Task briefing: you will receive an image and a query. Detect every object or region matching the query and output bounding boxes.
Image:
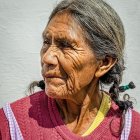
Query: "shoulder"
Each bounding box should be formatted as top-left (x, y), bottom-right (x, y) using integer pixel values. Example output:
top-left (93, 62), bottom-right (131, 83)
top-left (129, 109), bottom-right (140, 140)
top-left (0, 90), bottom-right (47, 124)
top-left (9, 90), bottom-right (48, 120)
top-left (132, 109), bottom-right (140, 120)
top-left (0, 90), bottom-right (48, 139)
top-left (0, 90), bottom-right (46, 118)
top-left (131, 109), bottom-right (140, 127)
top-left (10, 90), bottom-right (47, 110)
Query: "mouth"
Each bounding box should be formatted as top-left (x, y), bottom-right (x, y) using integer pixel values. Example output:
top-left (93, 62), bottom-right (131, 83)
top-left (44, 74), bottom-right (66, 86)
top-left (45, 74), bottom-right (66, 80)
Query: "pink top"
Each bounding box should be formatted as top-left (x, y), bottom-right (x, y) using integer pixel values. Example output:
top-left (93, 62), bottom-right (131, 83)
top-left (0, 91), bottom-right (140, 140)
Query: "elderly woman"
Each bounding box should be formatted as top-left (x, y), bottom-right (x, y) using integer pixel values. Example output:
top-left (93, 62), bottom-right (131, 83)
top-left (0, 0), bottom-right (140, 139)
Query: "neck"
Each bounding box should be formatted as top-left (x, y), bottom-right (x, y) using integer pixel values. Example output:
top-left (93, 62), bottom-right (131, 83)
top-left (56, 81), bottom-right (102, 135)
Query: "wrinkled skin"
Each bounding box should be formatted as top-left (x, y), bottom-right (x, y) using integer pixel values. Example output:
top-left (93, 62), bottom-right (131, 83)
top-left (40, 12), bottom-right (116, 135)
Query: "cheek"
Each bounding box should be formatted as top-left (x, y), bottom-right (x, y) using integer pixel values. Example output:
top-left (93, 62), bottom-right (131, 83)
top-left (65, 51), bottom-right (98, 89)
top-left (59, 50), bottom-right (85, 75)
top-left (59, 51), bottom-right (96, 92)
top-left (78, 63), bottom-right (97, 87)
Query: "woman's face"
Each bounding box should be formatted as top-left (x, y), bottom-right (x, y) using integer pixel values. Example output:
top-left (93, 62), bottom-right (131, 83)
top-left (41, 12), bottom-right (99, 99)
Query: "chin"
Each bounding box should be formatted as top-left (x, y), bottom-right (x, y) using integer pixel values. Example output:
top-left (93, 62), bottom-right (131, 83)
top-left (45, 87), bottom-right (57, 98)
top-left (44, 86), bottom-right (61, 99)
top-left (45, 87), bottom-right (69, 100)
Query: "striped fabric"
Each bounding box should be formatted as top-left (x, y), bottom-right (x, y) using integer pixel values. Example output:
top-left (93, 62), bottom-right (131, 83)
top-left (121, 108), bottom-right (132, 140)
top-left (3, 103), bottom-right (24, 140)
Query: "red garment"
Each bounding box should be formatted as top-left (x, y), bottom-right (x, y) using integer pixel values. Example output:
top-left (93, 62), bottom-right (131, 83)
top-left (0, 91), bottom-right (140, 140)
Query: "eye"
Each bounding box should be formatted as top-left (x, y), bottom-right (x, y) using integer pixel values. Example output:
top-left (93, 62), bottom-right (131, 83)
top-left (41, 39), bottom-right (50, 54)
top-left (58, 40), bottom-right (71, 49)
top-left (43, 38), bottom-right (51, 45)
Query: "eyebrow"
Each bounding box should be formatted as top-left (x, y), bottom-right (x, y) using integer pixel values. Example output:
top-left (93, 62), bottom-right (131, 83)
top-left (56, 36), bottom-right (71, 43)
top-left (42, 31), bottom-right (49, 39)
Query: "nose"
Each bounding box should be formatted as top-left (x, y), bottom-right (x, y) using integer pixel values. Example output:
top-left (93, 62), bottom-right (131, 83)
top-left (41, 46), bottom-right (58, 68)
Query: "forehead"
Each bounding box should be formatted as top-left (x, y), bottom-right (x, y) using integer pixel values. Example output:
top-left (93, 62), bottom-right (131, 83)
top-left (43, 12), bottom-right (84, 40)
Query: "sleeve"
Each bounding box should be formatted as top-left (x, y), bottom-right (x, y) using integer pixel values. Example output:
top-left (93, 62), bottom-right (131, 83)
top-left (0, 108), bottom-right (11, 140)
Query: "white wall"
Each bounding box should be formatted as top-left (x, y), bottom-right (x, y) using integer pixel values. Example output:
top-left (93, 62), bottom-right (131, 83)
top-left (0, 0), bottom-right (140, 112)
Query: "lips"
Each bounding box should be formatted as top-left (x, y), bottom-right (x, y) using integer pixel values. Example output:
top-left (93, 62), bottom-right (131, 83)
top-left (45, 73), bottom-right (66, 80)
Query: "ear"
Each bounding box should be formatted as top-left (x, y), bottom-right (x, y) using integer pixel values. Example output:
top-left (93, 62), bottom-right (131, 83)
top-left (95, 57), bottom-right (117, 78)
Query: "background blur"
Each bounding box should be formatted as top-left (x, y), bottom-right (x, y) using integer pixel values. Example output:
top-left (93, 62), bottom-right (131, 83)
top-left (0, 0), bottom-right (140, 112)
